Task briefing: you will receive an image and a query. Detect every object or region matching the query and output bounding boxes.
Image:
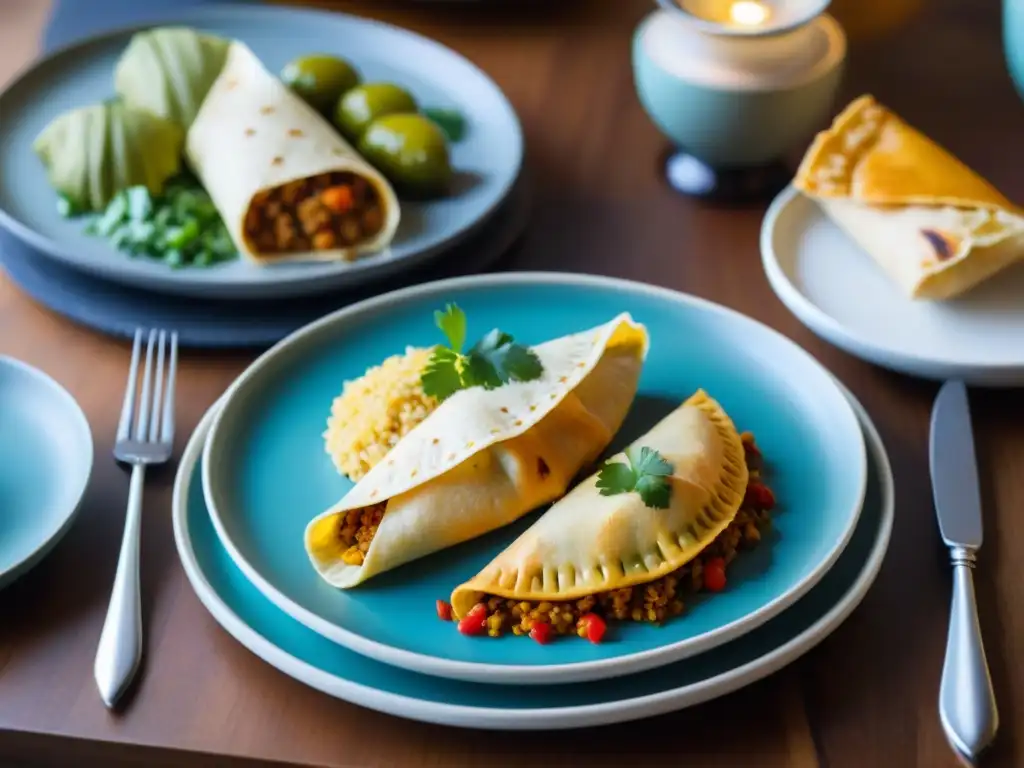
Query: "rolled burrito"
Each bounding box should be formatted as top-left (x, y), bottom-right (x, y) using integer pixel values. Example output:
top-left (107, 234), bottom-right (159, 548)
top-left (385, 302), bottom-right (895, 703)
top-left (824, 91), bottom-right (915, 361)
top-left (794, 94), bottom-right (1024, 300)
top-left (449, 390), bottom-right (753, 626)
top-left (185, 41), bottom-right (400, 264)
top-left (304, 313), bottom-right (650, 588)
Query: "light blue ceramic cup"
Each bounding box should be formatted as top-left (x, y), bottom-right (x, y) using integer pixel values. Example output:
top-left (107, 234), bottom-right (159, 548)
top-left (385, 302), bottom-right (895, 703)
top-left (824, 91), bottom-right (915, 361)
top-left (632, 9), bottom-right (846, 168)
top-left (1004, 0), bottom-right (1024, 100)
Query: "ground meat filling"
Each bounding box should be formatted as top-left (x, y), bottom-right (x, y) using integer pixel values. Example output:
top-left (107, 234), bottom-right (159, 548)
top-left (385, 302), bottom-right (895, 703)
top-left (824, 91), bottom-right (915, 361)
top-left (337, 502), bottom-right (386, 566)
top-left (443, 431), bottom-right (775, 640)
top-left (244, 171), bottom-right (385, 255)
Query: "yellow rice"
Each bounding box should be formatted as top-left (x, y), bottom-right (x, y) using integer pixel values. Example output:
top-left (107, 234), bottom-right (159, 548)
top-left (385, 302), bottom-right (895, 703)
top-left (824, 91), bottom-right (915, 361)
top-left (323, 346), bottom-right (440, 480)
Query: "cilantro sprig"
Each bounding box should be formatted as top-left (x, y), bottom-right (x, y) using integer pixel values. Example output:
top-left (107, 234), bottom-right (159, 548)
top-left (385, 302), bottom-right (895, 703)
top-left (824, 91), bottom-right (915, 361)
top-left (596, 446), bottom-right (674, 509)
top-left (420, 303), bottom-right (544, 401)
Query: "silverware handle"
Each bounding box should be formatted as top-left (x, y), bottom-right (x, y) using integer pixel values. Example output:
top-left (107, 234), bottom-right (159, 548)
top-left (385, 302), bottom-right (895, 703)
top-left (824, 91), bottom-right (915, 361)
top-left (939, 546), bottom-right (999, 760)
top-left (94, 463), bottom-right (146, 708)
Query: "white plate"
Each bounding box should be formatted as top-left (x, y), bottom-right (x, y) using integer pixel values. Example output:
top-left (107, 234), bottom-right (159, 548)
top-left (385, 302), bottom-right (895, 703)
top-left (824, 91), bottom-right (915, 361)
top-left (761, 185), bottom-right (1024, 386)
top-left (172, 380), bottom-right (892, 729)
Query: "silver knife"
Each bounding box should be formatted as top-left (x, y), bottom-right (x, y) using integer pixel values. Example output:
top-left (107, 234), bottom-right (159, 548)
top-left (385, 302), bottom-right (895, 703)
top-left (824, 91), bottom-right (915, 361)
top-left (929, 380), bottom-right (999, 762)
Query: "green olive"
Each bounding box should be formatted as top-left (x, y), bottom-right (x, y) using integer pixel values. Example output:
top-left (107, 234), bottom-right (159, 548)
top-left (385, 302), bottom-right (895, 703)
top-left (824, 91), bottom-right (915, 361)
top-left (281, 54), bottom-right (361, 115)
top-left (358, 113), bottom-right (453, 198)
top-left (334, 83), bottom-right (419, 142)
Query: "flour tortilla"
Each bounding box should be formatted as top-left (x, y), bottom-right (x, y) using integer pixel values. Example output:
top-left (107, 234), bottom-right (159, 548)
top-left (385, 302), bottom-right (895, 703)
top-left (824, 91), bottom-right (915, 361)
top-left (304, 313), bottom-right (649, 588)
top-left (185, 41), bottom-right (400, 264)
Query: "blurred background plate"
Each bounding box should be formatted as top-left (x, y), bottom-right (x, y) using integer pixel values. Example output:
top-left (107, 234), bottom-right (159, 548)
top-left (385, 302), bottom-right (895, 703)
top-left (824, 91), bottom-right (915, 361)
top-left (0, 3), bottom-right (523, 300)
top-left (0, 356), bottom-right (93, 590)
top-left (0, 171), bottom-right (530, 349)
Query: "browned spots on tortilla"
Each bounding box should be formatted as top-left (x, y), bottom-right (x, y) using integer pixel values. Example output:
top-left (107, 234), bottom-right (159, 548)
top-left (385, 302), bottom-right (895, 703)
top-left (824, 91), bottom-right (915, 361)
top-left (921, 228), bottom-right (954, 261)
top-left (500, 407), bottom-right (509, 414)
top-left (244, 128), bottom-right (256, 137)
top-left (537, 457), bottom-right (550, 480)
top-left (271, 156), bottom-right (284, 166)
top-left (431, 438), bottom-right (439, 445)
top-left (288, 128), bottom-right (304, 137)
top-left (260, 106), bottom-right (275, 115)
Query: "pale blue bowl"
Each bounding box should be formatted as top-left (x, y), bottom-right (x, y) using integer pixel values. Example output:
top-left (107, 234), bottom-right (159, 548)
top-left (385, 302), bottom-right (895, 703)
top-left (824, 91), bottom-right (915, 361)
top-left (0, 356), bottom-right (93, 589)
top-left (1004, 0), bottom-right (1024, 100)
top-left (632, 10), bottom-right (846, 168)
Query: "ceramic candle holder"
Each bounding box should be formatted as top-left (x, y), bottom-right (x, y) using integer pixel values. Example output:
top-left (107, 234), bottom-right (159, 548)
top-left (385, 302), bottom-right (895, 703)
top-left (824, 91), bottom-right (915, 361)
top-left (632, 0), bottom-right (846, 200)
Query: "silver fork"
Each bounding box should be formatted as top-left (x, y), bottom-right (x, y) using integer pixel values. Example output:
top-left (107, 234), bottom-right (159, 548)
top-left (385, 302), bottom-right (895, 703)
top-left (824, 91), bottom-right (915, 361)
top-left (94, 328), bottom-right (178, 708)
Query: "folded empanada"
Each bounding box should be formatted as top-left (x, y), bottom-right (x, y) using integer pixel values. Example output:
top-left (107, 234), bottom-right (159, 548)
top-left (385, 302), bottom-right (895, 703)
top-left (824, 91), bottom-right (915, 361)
top-left (450, 390), bottom-right (751, 623)
top-left (305, 313), bottom-right (649, 588)
top-left (794, 94), bottom-right (1024, 300)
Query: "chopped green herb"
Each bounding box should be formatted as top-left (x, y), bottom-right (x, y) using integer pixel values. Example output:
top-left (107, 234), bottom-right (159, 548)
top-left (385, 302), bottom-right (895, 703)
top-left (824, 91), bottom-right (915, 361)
top-left (420, 303), bottom-right (544, 401)
top-left (596, 446), bottom-right (674, 509)
top-left (423, 107), bottom-right (466, 143)
top-left (64, 174), bottom-right (238, 269)
top-left (56, 195), bottom-right (84, 218)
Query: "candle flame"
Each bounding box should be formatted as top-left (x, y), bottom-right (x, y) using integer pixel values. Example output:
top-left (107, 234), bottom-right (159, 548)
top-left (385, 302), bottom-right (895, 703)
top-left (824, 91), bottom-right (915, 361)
top-left (729, 0), bottom-right (770, 26)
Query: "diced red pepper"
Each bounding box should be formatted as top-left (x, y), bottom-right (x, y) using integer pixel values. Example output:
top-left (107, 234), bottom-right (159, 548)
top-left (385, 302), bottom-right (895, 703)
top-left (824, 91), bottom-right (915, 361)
top-left (457, 603), bottom-right (488, 635)
top-left (703, 557), bottom-right (727, 592)
top-left (743, 439), bottom-right (763, 471)
top-left (529, 621), bottom-right (552, 644)
top-left (321, 185), bottom-right (355, 214)
top-left (578, 613), bottom-right (607, 644)
top-left (744, 481), bottom-right (775, 511)
top-left (436, 600), bottom-right (453, 622)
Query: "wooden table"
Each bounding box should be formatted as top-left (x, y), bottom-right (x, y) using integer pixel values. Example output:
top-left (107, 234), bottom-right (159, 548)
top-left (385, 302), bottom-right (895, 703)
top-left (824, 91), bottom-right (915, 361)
top-left (2, 1), bottom-right (1023, 765)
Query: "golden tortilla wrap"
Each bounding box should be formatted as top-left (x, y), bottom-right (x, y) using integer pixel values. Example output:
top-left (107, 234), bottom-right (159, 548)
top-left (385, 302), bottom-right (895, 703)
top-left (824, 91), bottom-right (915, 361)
top-left (794, 94), bottom-right (1024, 300)
top-left (185, 41), bottom-right (400, 264)
top-left (305, 313), bottom-right (650, 588)
top-left (450, 390), bottom-right (748, 617)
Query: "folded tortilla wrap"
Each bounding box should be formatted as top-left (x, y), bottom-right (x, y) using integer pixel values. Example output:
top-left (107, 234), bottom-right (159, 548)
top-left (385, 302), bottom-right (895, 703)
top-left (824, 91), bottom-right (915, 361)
top-left (305, 313), bottom-right (649, 588)
top-left (185, 41), bottom-right (400, 264)
top-left (449, 390), bottom-right (748, 617)
top-left (794, 94), bottom-right (1024, 300)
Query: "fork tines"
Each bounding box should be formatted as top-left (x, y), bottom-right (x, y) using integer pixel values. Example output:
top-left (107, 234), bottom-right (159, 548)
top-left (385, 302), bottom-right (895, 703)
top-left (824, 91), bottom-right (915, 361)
top-left (117, 328), bottom-right (178, 448)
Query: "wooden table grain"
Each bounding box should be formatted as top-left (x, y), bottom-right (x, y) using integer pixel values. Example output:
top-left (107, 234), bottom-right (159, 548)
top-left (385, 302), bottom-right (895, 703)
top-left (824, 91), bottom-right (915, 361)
top-left (2, 1), bottom-right (1022, 766)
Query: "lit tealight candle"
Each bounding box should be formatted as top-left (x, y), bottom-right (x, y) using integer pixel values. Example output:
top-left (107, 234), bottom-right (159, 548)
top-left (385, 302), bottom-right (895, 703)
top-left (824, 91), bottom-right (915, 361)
top-left (666, 0), bottom-right (829, 37)
top-left (729, 0), bottom-right (770, 27)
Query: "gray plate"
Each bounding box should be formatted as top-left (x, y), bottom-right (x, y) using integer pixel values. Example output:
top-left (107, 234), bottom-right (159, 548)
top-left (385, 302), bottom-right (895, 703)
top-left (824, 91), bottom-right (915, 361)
top-left (0, 4), bottom-right (523, 300)
top-left (0, 170), bottom-right (530, 349)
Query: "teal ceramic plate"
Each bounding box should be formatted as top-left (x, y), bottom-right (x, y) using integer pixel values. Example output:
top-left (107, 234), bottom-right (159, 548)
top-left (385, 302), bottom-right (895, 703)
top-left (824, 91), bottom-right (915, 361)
top-left (176, 381), bottom-right (890, 728)
top-left (201, 273), bottom-right (867, 684)
top-left (0, 4), bottom-right (522, 300)
top-left (0, 357), bottom-right (93, 590)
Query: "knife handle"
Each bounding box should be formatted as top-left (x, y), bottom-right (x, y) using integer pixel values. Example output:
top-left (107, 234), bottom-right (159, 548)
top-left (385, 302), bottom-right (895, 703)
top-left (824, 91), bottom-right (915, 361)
top-left (939, 546), bottom-right (999, 761)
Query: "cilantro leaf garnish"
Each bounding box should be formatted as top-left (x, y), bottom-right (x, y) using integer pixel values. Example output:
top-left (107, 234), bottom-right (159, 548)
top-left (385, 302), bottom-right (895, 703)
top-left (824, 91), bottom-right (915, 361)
top-left (596, 446), bottom-right (674, 509)
top-left (420, 304), bottom-right (544, 401)
top-left (434, 304), bottom-right (466, 354)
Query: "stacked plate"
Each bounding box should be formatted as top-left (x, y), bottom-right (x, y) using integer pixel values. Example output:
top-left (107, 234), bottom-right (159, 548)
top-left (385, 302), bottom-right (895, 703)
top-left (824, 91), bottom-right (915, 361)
top-left (172, 271), bottom-right (894, 728)
top-left (0, 4), bottom-right (526, 348)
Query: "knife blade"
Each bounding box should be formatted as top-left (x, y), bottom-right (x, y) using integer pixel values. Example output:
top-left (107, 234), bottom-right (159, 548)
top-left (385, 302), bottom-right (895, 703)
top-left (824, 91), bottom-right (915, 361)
top-left (929, 379), bottom-right (983, 548)
top-left (929, 379), bottom-right (998, 762)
